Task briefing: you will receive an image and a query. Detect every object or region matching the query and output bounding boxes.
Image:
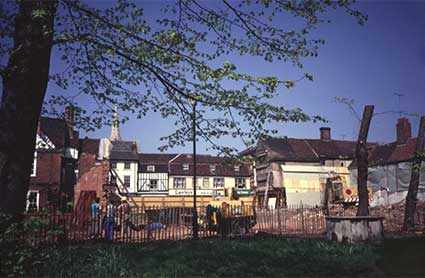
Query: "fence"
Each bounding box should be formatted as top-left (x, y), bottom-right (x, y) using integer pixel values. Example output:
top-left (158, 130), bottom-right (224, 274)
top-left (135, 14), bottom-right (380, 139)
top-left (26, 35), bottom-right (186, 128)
top-left (22, 205), bottom-right (326, 245)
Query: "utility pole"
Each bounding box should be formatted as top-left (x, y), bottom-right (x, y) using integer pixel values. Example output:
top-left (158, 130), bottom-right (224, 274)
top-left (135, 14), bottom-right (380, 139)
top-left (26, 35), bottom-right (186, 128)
top-left (192, 97), bottom-right (199, 239)
top-left (404, 116), bottom-right (425, 231)
top-left (356, 105), bottom-right (374, 216)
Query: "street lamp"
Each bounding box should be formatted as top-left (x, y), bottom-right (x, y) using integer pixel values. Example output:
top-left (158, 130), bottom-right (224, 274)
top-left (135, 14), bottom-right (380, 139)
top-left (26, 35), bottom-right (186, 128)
top-left (191, 97), bottom-right (199, 239)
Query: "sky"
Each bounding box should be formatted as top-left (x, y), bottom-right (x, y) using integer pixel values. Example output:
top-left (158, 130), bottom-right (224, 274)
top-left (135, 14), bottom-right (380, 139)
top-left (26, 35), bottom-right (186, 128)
top-left (75, 0), bottom-right (425, 154)
top-left (5, 0), bottom-right (423, 154)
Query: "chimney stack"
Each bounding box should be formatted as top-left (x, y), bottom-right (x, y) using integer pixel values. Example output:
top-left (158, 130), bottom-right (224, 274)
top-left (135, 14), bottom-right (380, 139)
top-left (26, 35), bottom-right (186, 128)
top-left (320, 127), bottom-right (331, 141)
top-left (396, 118), bottom-right (411, 144)
top-left (65, 105), bottom-right (74, 139)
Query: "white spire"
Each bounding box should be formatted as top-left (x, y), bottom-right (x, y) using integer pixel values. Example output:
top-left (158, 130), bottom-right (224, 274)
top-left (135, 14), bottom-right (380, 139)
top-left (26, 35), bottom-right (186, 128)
top-left (109, 106), bottom-right (122, 141)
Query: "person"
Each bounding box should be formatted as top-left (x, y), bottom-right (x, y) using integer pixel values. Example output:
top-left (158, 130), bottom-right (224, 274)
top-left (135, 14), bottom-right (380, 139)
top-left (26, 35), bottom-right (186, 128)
top-left (90, 197), bottom-right (101, 239)
top-left (117, 196), bottom-right (130, 238)
top-left (144, 222), bottom-right (166, 240)
top-left (104, 199), bottom-right (115, 241)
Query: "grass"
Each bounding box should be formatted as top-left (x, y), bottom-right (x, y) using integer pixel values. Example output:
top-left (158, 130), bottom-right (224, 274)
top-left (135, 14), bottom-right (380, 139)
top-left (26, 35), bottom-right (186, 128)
top-left (30, 237), bottom-right (397, 278)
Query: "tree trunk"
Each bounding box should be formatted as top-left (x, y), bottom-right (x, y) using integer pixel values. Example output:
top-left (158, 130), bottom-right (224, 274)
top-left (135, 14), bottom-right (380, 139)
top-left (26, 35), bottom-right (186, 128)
top-left (356, 105), bottom-right (374, 216)
top-left (0, 1), bottom-right (57, 215)
top-left (403, 116), bottom-right (425, 231)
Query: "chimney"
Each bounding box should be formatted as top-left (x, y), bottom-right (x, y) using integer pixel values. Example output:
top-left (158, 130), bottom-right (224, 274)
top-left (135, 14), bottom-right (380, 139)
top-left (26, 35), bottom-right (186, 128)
top-left (320, 127), bottom-right (331, 141)
top-left (65, 105), bottom-right (74, 139)
top-left (396, 118), bottom-right (411, 144)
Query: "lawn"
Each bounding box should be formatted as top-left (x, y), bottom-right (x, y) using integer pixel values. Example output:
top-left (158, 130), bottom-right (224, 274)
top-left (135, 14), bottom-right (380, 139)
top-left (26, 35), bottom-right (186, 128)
top-left (27, 237), bottom-right (425, 277)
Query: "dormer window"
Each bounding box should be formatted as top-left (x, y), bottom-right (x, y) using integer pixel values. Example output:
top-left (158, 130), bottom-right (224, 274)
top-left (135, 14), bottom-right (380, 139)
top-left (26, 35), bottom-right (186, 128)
top-left (147, 165), bottom-right (155, 172)
top-left (209, 164), bottom-right (216, 173)
top-left (183, 164), bottom-right (189, 171)
top-left (234, 165), bottom-right (240, 172)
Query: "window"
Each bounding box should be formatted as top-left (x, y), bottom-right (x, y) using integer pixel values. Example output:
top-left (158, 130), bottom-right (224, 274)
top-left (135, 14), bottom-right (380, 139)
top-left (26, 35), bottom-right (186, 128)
top-left (26, 191), bottom-right (39, 212)
top-left (235, 178), bottom-right (246, 189)
top-left (203, 177), bottom-right (209, 187)
top-left (31, 152), bottom-right (37, 177)
top-left (234, 165), bottom-right (240, 172)
top-left (213, 177), bottom-right (224, 188)
top-left (124, 162), bottom-right (131, 169)
top-left (340, 162), bottom-right (345, 167)
top-left (124, 175), bottom-right (131, 187)
top-left (147, 165), bottom-right (155, 172)
top-left (209, 164), bottom-right (216, 173)
top-left (174, 177), bottom-right (186, 189)
top-left (149, 179), bottom-right (158, 190)
top-left (183, 164), bottom-right (189, 171)
top-left (111, 162), bottom-right (117, 169)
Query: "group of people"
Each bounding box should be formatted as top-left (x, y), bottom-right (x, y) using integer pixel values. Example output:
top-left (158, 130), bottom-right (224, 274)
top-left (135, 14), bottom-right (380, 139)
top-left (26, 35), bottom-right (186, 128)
top-left (90, 196), bottom-right (130, 241)
top-left (90, 196), bottom-right (166, 241)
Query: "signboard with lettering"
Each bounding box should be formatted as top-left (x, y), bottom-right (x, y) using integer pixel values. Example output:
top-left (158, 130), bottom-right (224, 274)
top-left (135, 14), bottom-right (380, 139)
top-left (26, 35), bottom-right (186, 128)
top-left (236, 189), bottom-right (252, 195)
top-left (169, 189), bottom-right (213, 196)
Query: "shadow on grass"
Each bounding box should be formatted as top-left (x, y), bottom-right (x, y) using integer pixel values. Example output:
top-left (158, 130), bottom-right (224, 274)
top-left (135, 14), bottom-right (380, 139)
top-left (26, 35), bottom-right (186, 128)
top-left (377, 237), bottom-right (425, 277)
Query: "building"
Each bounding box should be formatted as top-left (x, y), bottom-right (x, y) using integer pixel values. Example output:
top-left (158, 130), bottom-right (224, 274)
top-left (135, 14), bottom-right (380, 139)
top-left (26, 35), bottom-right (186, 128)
top-left (28, 107), bottom-right (79, 211)
top-left (242, 127), bottom-right (359, 208)
top-left (349, 118), bottom-right (425, 206)
top-left (74, 110), bottom-right (252, 207)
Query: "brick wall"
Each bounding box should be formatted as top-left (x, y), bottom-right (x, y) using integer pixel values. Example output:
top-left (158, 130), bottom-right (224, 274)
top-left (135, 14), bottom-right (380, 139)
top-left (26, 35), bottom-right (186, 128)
top-left (29, 152), bottom-right (62, 209)
top-left (74, 159), bottom-right (109, 205)
top-left (30, 152), bottom-right (62, 185)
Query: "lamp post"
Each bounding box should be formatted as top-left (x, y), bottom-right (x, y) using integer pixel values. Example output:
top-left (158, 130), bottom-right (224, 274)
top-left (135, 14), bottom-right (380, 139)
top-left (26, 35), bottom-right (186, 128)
top-left (191, 97), bottom-right (199, 239)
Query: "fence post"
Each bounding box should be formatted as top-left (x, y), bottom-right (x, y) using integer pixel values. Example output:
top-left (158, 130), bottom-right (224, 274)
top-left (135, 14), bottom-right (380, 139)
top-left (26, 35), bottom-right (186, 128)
top-left (277, 206), bottom-right (282, 235)
top-left (300, 202), bottom-right (305, 235)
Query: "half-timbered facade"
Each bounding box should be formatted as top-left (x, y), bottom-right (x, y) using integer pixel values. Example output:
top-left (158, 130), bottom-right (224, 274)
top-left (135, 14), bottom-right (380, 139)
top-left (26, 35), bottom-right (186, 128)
top-left (137, 154), bottom-right (176, 195)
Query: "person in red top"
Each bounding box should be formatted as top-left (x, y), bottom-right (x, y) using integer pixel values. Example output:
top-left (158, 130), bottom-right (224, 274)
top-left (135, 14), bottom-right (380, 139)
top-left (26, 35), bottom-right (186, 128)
top-left (117, 196), bottom-right (130, 238)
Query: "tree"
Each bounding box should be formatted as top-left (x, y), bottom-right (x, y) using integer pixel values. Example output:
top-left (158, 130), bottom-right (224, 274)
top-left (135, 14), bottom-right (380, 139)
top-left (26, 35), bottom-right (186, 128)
top-left (356, 105), bottom-right (373, 216)
top-left (0, 0), bottom-right (366, 214)
top-left (404, 116), bottom-right (425, 231)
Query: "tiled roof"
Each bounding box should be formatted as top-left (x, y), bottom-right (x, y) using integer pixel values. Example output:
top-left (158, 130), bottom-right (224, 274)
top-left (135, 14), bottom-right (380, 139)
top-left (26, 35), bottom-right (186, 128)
top-left (137, 153), bottom-right (250, 176)
top-left (110, 141), bottom-right (138, 160)
top-left (304, 139), bottom-right (357, 159)
top-left (368, 138), bottom-right (417, 166)
top-left (138, 153), bottom-right (179, 164)
top-left (80, 138), bottom-right (100, 155)
top-left (258, 137), bottom-right (358, 162)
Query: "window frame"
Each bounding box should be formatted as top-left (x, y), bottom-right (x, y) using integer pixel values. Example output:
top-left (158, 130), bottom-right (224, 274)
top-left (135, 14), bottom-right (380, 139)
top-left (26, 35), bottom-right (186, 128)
top-left (31, 152), bottom-right (37, 177)
top-left (147, 165), bottom-right (155, 172)
top-left (124, 162), bottom-right (131, 169)
top-left (173, 177), bottom-right (186, 189)
top-left (202, 177), bottom-right (210, 188)
top-left (213, 177), bottom-right (225, 188)
top-left (123, 175), bottom-right (131, 187)
top-left (149, 179), bottom-right (159, 190)
top-left (26, 190), bottom-right (39, 212)
top-left (235, 177), bottom-right (246, 189)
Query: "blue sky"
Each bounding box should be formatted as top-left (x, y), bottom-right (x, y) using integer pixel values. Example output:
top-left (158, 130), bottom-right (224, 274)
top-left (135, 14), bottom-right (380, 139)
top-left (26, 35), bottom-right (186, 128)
top-left (32, 1), bottom-right (425, 153)
top-left (72, 0), bottom-right (425, 153)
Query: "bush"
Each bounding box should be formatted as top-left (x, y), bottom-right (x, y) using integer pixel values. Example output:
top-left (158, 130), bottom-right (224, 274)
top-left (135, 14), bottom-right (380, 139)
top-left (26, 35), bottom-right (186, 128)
top-left (0, 213), bottom-right (63, 277)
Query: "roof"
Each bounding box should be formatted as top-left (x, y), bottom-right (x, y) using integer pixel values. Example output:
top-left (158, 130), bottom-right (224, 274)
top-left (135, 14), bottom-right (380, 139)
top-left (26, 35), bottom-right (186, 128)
top-left (352, 137), bottom-right (418, 167)
top-left (256, 137), bottom-right (358, 162)
top-left (39, 117), bottom-right (67, 149)
top-left (109, 141), bottom-right (139, 160)
top-left (80, 138), bottom-right (100, 155)
top-left (137, 153), bottom-right (250, 177)
top-left (138, 153), bottom-right (179, 164)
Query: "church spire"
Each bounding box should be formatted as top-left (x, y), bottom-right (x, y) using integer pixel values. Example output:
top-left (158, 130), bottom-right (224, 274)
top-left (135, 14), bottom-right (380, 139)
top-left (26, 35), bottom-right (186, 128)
top-left (109, 106), bottom-right (122, 141)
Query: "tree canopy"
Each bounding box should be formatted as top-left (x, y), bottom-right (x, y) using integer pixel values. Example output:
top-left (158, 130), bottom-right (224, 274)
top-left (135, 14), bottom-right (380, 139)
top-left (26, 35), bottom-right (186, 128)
top-left (1, 0), bottom-right (366, 155)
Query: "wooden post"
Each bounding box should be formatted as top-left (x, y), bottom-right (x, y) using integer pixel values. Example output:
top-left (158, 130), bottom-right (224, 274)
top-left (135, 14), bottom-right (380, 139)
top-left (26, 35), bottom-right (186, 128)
top-left (404, 116), bottom-right (425, 231)
top-left (356, 105), bottom-right (374, 216)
